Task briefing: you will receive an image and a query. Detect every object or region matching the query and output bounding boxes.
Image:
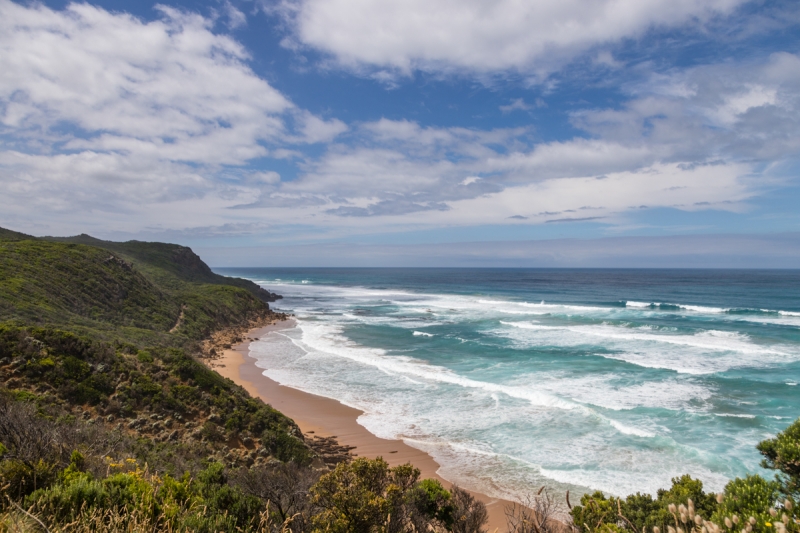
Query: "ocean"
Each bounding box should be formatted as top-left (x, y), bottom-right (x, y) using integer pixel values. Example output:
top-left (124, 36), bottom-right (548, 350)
top-left (214, 268), bottom-right (800, 501)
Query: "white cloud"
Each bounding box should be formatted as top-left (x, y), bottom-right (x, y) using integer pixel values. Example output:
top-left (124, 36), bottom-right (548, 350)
top-left (1, 0), bottom-right (796, 242)
top-left (499, 98), bottom-right (532, 114)
top-left (238, 116), bottom-right (758, 228)
top-left (438, 161), bottom-right (754, 226)
top-left (709, 84), bottom-right (778, 126)
top-left (573, 52), bottom-right (800, 161)
top-left (594, 50), bottom-right (623, 69)
top-left (0, 0), bottom-right (347, 230)
top-left (250, 48), bottom-right (800, 227)
top-left (296, 111), bottom-right (348, 143)
top-left (274, 0), bottom-right (745, 76)
top-left (222, 0), bottom-right (248, 28)
top-left (0, 1), bottom-right (292, 166)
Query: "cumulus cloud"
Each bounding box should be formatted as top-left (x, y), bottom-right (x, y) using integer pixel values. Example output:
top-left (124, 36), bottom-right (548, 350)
top-left (0, 0), bottom-right (341, 229)
top-left (572, 52), bottom-right (800, 162)
top-left (0, 1), bottom-right (292, 164)
top-left (295, 111), bottom-right (348, 143)
top-left (254, 52), bottom-right (800, 226)
top-left (272, 0), bottom-right (746, 76)
top-left (436, 161), bottom-right (754, 226)
top-left (1, 0), bottom-right (797, 242)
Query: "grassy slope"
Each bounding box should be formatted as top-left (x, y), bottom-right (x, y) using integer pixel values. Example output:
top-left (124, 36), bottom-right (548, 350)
top-left (0, 234), bottom-right (277, 343)
top-left (0, 228), bottom-right (311, 472)
top-left (47, 233), bottom-right (281, 304)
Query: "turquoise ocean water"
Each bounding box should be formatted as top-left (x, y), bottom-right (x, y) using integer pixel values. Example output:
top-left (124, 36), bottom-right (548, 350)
top-left (215, 268), bottom-right (800, 501)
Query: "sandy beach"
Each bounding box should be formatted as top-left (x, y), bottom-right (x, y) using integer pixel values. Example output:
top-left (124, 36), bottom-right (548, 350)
top-left (205, 318), bottom-right (516, 532)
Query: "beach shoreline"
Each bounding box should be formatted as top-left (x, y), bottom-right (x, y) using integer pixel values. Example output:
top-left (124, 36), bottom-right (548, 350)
top-left (204, 318), bottom-right (515, 531)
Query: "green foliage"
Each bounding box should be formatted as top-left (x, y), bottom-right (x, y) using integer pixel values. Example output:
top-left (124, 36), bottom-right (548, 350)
top-left (711, 475), bottom-right (782, 533)
top-left (0, 239), bottom-right (178, 334)
top-left (310, 457), bottom-right (420, 533)
top-left (262, 428), bottom-right (313, 464)
top-left (0, 234), bottom-right (275, 344)
top-left (758, 418), bottom-right (800, 499)
top-left (0, 458), bottom-right (60, 500)
top-left (620, 492), bottom-right (664, 533)
top-left (0, 323), bottom-right (307, 468)
top-left (408, 478), bottom-right (455, 526)
top-left (571, 476), bottom-right (719, 533)
top-left (571, 491), bottom-right (621, 533)
top-left (24, 459), bottom-right (266, 532)
top-left (657, 475), bottom-right (719, 518)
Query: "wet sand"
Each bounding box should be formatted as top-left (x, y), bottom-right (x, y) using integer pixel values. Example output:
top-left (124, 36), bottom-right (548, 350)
top-left (206, 318), bottom-right (515, 531)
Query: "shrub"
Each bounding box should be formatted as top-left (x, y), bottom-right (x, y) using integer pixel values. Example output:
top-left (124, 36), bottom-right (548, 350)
top-left (310, 457), bottom-right (416, 533)
top-left (711, 475), bottom-right (782, 533)
top-left (570, 476), bottom-right (717, 533)
top-left (261, 428), bottom-right (313, 465)
top-left (758, 418), bottom-right (800, 499)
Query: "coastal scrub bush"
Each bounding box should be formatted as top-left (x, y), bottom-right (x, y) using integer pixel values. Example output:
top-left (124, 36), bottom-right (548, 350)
top-left (261, 428), bottom-right (313, 464)
top-left (570, 476), bottom-right (718, 533)
top-left (408, 478), bottom-right (456, 528)
top-left (309, 458), bottom-right (487, 533)
top-left (711, 475), bottom-right (783, 533)
top-left (449, 485), bottom-right (489, 533)
top-left (758, 419), bottom-right (800, 499)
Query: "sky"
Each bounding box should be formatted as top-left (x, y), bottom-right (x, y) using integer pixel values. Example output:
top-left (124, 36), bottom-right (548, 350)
top-left (1, 0), bottom-right (800, 266)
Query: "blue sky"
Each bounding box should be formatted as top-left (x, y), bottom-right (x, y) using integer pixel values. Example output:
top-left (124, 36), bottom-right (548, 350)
top-left (1, 0), bottom-right (799, 266)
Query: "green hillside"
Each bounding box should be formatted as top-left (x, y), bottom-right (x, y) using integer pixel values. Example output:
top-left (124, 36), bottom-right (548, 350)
top-left (0, 228), bottom-right (310, 529)
top-left (0, 232), bottom-right (278, 343)
top-left (0, 229), bottom-right (298, 457)
top-left (46, 233), bottom-right (281, 304)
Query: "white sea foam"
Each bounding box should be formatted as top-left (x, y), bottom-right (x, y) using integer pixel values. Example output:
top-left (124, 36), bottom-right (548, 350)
top-left (530, 373), bottom-right (714, 411)
top-left (500, 321), bottom-right (778, 354)
top-left (681, 304), bottom-right (728, 314)
top-left (296, 322), bottom-right (580, 412)
top-left (499, 321), bottom-right (555, 331)
top-left (252, 329), bottom-right (663, 497)
top-left (262, 277), bottom-right (800, 329)
top-left (413, 331), bottom-right (435, 337)
top-left (342, 313), bottom-right (441, 329)
top-left (496, 320), bottom-right (792, 374)
top-left (248, 318), bottom-right (774, 502)
top-left (626, 301), bottom-right (655, 308)
top-left (625, 300), bottom-right (729, 314)
top-left (608, 419), bottom-right (654, 437)
top-left (298, 322), bottom-right (660, 442)
top-left (619, 299), bottom-right (800, 326)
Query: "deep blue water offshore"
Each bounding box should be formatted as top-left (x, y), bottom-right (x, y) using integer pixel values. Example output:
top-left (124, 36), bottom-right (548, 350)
top-left (214, 268), bottom-right (800, 500)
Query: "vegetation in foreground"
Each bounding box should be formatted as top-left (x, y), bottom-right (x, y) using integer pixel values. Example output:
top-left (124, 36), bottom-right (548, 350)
top-left (0, 391), bottom-right (488, 532)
